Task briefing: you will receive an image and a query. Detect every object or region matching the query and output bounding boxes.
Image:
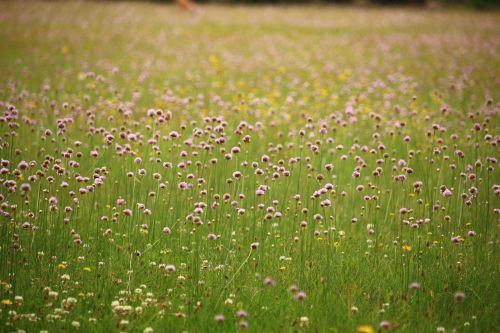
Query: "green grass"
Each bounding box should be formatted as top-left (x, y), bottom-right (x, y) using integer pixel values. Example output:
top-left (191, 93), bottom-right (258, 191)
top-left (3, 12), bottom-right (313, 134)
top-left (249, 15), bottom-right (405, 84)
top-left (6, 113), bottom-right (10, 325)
top-left (0, 2), bottom-right (499, 332)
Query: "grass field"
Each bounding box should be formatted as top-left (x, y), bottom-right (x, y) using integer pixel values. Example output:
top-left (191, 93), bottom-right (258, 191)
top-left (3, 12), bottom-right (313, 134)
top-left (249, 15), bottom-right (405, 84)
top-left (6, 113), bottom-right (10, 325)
top-left (0, 2), bottom-right (499, 332)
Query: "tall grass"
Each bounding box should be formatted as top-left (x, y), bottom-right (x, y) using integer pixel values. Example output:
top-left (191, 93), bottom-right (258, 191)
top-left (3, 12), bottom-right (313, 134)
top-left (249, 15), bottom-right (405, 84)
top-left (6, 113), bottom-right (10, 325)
top-left (0, 2), bottom-right (499, 332)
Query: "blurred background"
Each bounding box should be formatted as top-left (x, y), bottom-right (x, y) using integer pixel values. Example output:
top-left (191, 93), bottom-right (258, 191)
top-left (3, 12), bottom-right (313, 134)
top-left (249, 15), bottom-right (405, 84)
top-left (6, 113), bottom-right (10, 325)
top-left (143, 0), bottom-right (499, 9)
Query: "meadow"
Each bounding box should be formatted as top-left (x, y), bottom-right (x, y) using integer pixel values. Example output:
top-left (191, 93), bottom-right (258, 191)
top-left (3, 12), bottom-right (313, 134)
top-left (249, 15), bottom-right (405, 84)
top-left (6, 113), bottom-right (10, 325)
top-left (0, 2), bottom-right (499, 332)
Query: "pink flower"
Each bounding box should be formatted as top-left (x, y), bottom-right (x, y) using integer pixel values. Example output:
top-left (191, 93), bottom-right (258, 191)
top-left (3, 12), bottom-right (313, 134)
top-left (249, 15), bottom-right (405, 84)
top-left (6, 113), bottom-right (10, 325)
top-left (295, 291), bottom-right (307, 301)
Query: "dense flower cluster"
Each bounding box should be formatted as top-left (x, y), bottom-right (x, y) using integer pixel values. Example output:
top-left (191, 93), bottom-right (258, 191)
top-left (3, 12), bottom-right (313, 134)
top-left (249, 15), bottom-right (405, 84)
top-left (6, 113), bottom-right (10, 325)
top-left (0, 2), bottom-right (498, 333)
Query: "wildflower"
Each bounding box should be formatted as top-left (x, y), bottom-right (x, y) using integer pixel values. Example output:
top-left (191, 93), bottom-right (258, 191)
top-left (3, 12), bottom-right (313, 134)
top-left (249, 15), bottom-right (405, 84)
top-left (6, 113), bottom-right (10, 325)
top-left (119, 320), bottom-right (129, 328)
top-left (214, 314), bottom-right (225, 323)
top-left (20, 183), bottom-right (31, 193)
top-left (263, 277), bottom-right (275, 286)
top-left (49, 196), bottom-right (58, 205)
top-left (236, 309), bottom-right (248, 318)
top-left (454, 291), bottom-right (465, 303)
top-left (357, 325), bottom-right (374, 333)
top-left (379, 321), bottom-right (392, 330)
top-left (402, 245), bottom-right (412, 252)
top-left (299, 316), bottom-right (309, 327)
top-left (408, 282), bottom-right (421, 290)
top-left (295, 291), bottom-right (307, 301)
top-left (442, 188), bottom-right (453, 197)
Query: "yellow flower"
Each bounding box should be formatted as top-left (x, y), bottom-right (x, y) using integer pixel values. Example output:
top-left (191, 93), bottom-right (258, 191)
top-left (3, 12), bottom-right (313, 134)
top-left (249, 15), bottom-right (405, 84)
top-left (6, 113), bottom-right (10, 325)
top-left (209, 55), bottom-right (219, 66)
top-left (338, 72), bottom-right (348, 81)
top-left (1, 299), bottom-right (13, 305)
top-left (357, 325), bottom-right (374, 333)
top-left (58, 263), bottom-right (67, 269)
top-left (402, 245), bottom-right (412, 252)
top-left (83, 267), bottom-right (92, 272)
